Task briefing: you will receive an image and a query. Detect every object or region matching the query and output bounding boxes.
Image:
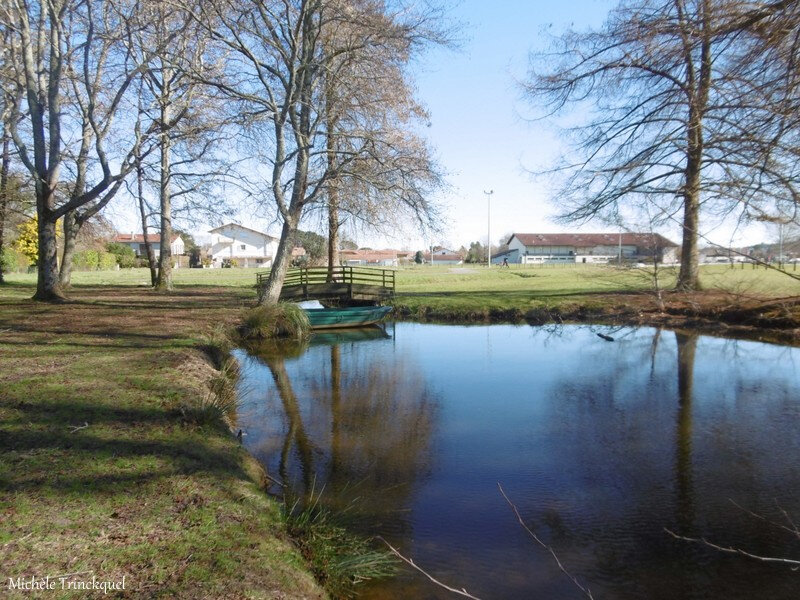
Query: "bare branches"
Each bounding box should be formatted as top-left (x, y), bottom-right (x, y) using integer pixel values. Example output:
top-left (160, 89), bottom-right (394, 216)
top-left (666, 498), bottom-right (800, 570)
top-left (378, 538), bottom-right (483, 600)
top-left (664, 528), bottom-right (800, 568)
top-left (525, 0), bottom-right (800, 292)
top-left (498, 483), bottom-right (595, 600)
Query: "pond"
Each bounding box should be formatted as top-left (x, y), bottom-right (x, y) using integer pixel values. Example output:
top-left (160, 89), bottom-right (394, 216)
top-left (234, 323), bottom-right (800, 599)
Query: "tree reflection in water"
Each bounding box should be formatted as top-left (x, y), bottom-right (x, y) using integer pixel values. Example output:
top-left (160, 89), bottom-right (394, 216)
top-left (254, 329), bottom-right (437, 536)
top-left (674, 331), bottom-right (698, 533)
top-left (237, 324), bottom-right (800, 600)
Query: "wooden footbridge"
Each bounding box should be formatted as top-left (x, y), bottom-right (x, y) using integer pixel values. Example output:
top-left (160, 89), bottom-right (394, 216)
top-left (256, 266), bottom-right (395, 304)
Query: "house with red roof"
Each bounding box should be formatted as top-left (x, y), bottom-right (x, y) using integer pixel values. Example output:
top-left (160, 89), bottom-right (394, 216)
top-left (112, 232), bottom-right (184, 259)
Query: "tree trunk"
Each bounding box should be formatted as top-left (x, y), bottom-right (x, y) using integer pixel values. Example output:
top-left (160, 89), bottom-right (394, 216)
top-left (327, 183), bottom-right (339, 281)
top-left (0, 125), bottom-right (9, 285)
top-left (325, 77), bottom-right (340, 281)
top-left (34, 204), bottom-right (66, 302)
top-left (137, 162), bottom-right (158, 286)
top-left (676, 187), bottom-right (700, 291)
top-left (260, 211), bottom-right (299, 305)
top-left (59, 211), bottom-right (81, 288)
top-left (155, 114), bottom-right (173, 291)
top-left (677, 0), bottom-right (711, 292)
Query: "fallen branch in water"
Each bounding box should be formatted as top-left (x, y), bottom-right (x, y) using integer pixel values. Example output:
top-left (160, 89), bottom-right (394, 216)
top-left (728, 499), bottom-right (800, 540)
top-left (664, 528), bottom-right (800, 568)
top-left (378, 537), bottom-right (483, 599)
top-left (498, 483), bottom-right (595, 599)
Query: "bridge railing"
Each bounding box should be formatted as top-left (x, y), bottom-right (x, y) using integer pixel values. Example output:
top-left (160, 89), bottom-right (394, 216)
top-left (256, 266), bottom-right (396, 296)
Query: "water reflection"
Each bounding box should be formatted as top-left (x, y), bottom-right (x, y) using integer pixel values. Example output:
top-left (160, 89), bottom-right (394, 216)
top-left (675, 332), bottom-right (697, 534)
top-left (236, 324), bottom-right (800, 600)
top-left (239, 327), bottom-right (437, 535)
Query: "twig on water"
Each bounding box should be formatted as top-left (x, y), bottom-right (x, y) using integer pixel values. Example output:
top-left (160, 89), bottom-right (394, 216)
top-left (378, 537), bottom-right (483, 600)
top-left (727, 499), bottom-right (800, 539)
top-left (68, 422), bottom-right (89, 433)
top-left (498, 483), bottom-right (595, 599)
top-left (664, 528), bottom-right (800, 568)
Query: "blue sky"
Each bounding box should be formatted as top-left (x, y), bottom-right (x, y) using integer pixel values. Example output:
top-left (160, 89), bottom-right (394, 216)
top-left (110, 0), bottom-right (776, 249)
top-left (404, 0), bottom-right (616, 249)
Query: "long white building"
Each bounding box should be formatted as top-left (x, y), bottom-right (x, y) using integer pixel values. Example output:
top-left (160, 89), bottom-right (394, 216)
top-left (494, 233), bottom-right (679, 265)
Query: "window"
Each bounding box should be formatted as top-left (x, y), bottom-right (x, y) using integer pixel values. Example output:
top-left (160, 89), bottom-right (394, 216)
top-left (240, 244), bottom-right (246, 250)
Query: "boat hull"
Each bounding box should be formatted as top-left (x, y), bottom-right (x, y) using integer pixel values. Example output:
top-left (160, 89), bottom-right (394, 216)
top-left (303, 305), bottom-right (392, 330)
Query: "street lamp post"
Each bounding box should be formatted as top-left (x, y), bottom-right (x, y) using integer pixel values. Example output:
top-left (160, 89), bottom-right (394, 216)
top-left (484, 190), bottom-right (494, 268)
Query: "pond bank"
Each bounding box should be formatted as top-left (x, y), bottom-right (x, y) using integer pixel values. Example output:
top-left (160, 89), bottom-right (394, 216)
top-left (393, 291), bottom-right (800, 345)
top-left (0, 285), bottom-right (326, 599)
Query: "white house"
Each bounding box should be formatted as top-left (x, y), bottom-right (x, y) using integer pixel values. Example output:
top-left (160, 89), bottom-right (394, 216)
top-left (503, 233), bottom-right (679, 265)
top-left (208, 223), bottom-right (279, 268)
top-left (113, 232), bottom-right (184, 259)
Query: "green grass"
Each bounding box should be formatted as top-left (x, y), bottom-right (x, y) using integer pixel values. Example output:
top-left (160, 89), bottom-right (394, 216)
top-left (392, 263), bottom-right (800, 314)
top-left (5, 261), bottom-right (798, 320)
top-left (0, 284), bottom-right (325, 599)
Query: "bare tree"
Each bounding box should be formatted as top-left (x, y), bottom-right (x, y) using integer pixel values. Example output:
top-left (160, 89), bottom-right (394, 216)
top-left (0, 0), bottom-right (167, 300)
top-left (187, 0), bottom-right (446, 304)
top-left (124, 2), bottom-right (210, 291)
top-left (525, 0), bottom-right (800, 292)
top-left (319, 4), bottom-right (444, 277)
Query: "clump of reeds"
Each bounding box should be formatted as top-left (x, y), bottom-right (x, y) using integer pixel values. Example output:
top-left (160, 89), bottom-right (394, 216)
top-left (239, 302), bottom-right (310, 341)
top-left (283, 491), bottom-right (396, 598)
top-left (198, 323), bottom-right (234, 369)
top-left (183, 357), bottom-right (241, 429)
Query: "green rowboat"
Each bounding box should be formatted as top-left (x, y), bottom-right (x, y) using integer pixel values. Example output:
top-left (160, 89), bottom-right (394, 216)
top-left (303, 305), bottom-right (392, 330)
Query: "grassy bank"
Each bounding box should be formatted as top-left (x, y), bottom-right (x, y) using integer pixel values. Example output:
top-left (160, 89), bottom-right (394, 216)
top-left (393, 264), bottom-right (800, 342)
top-left (0, 283), bottom-right (325, 599)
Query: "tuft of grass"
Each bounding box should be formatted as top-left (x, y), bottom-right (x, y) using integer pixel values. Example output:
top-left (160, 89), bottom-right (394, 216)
top-left (239, 302), bottom-right (310, 340)
top-left (198, 322), bottom-right (235, 369)
top-left (182, 357), bottom-right (241, 429)
top-left (283, 491), bottom-right (396, 599)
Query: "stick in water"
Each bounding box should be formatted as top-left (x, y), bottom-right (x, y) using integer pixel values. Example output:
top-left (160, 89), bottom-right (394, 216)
top-left (497, 483), bottom-right (595, 599)
top-left (378, 537), bottom-right (483, 600)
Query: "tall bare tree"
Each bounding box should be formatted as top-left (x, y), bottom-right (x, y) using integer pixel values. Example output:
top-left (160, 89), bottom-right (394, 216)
top-left (525, 0), bottom-right (800, 291)
top-left (0, 0), bottom-right (167, 300)
top-left (320, 3), bottom-right (444, 277)
top-left (188, 0), bottom-right (446, 304)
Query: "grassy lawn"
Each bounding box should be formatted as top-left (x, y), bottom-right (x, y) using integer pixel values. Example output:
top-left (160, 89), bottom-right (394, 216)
top-left (394, 263), bottom-right (800, 313)
top-left (0, 283), bottom-right (324, 599)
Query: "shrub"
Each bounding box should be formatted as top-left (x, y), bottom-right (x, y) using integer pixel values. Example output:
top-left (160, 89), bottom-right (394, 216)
top-left (239, 303), bottom-right (310, 340)
top-left (98, 251), bottom-right (117, 270)
top-left (72, 249), bottom-right (118, 271)
top-left (106, 242), bottom-right (137, 268)
top-left (1, 247), bottom-right (30, 273)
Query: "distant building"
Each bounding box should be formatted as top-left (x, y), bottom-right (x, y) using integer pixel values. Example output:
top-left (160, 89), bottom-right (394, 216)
top-left (208, 223), bottom-right (279, 268)
top-left (424, 252), bottom-right (463, 265)
top-left (502, 233), bottom-right (679, 264)
top-left (113, 232), bottom-right (184, 259)
top-left (340, 249), bottom-right (399, 267)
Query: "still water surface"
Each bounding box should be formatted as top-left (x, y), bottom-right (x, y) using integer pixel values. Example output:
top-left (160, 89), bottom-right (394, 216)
top-left (235, 324), bottom-right (800, 599)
